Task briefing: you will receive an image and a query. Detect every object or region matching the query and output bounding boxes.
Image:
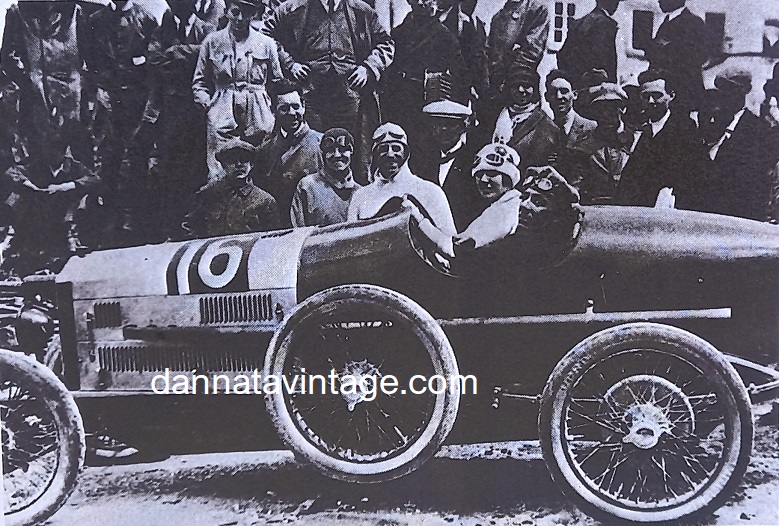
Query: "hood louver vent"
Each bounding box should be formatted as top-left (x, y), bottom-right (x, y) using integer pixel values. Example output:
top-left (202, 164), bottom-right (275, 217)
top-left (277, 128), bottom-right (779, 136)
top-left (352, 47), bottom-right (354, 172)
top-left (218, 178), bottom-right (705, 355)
top-left (200, 293), bottom-right (274, 324)
top-left (97, 345), bottom-right (263, 372)
top-left (94, 302), bottom-right (122, 328)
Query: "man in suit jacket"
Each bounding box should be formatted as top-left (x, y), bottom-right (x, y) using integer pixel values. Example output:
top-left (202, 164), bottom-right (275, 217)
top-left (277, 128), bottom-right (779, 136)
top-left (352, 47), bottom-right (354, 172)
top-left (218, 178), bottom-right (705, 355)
top-left (254, 82), bottom-right (324, 226)
top-left (618, 69), bottom-right (703, 208)
top-left (410, 100), bottom-right (482, 230)
top-left (492, 66), bottom-right (557, 172)
top-left (703, 70), bottom-right (777, 221)
top-left (557, 0), bottom-right (622, 89)
top-left (645, 0), bottom-right (707, 114)
top-left (543, 69), bottom-right (597, 191)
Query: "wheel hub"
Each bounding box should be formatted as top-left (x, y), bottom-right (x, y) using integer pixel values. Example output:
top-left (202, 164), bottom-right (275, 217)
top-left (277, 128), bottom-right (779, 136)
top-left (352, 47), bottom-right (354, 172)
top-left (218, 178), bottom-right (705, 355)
top-left (604, 374), bottom-right (696, 449)
top-left (621, 404), bottom-right (670, 449)
top-left (340, 359), bottom-right (381, 412)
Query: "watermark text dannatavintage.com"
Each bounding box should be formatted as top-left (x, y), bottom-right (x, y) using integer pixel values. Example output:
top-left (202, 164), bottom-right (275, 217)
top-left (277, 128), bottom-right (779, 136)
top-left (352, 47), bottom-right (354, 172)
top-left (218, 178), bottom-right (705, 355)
top-left (151, 368), bottom-right (477, 400)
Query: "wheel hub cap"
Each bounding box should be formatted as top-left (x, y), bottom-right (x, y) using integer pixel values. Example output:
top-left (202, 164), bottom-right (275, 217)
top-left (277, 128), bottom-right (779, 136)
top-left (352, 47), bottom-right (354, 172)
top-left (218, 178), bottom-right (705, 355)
top-left (604, 374), bottom-right (696, 449)
top-left (621, 404), bottom-right (670, 449)
top-left (340, 359), bottom-right (381, 412)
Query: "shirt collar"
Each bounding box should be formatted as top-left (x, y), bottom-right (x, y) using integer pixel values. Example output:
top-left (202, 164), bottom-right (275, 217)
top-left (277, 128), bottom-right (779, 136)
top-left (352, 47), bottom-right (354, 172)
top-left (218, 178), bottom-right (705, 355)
top-left (557, 109), bottom-right (576, 135)
top-left (649, 109), bottom-right (671, 136)
top-left (234, 180), bottom-right (255, 197)
top-left (281, 122), bottom-right (310, 141)
top-left (319, 0), bottom-right (342, 13)
top-left (441, 133), bottom-right (466, 158)
top-left (597, 6), bottom-right (614, 20)
top-left (174, 13), bottom-right (198, 34)
top-left (667, 6), bottom-right (685, 22)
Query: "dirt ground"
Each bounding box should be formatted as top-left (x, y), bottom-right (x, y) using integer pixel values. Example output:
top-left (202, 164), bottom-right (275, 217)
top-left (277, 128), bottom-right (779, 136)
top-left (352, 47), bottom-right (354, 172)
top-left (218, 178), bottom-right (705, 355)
top-left (41, 408), bottom-right (779, 526)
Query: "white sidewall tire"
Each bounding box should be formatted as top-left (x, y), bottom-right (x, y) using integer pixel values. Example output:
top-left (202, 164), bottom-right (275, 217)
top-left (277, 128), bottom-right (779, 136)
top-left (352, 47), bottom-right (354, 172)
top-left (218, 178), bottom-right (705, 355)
top-left (538, 322), bottom-right (753, 524)
top-left (1, 349), bottom-right (85, 526)
top-left (265, 285), bottom-right (459, 483)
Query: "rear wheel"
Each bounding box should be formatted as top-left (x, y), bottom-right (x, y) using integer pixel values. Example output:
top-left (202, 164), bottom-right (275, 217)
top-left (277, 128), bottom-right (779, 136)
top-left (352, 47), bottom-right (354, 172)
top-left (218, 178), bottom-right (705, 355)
top-left (539, 323), bottom-right (753, 524)
top-left (265, 285), bottom-right (459, 483)
top-left (1, 349), bottom-right (84, 526)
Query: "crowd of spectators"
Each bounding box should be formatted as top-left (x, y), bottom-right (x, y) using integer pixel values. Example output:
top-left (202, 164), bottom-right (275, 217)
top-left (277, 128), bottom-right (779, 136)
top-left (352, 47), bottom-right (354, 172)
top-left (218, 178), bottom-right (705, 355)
top-left (0, 0), bottom-right (778, 279)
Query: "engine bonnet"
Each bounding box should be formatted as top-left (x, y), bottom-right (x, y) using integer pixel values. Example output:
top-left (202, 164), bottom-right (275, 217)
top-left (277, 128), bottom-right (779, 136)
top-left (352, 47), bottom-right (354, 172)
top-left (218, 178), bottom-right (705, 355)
top-left (57, 228), bottom-right (315, 300)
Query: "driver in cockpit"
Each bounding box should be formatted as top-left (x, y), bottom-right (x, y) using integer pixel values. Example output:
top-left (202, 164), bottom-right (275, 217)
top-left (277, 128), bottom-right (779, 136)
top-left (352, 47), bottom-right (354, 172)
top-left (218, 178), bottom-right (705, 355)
top-left (405, 142), bottom-right (581, 258)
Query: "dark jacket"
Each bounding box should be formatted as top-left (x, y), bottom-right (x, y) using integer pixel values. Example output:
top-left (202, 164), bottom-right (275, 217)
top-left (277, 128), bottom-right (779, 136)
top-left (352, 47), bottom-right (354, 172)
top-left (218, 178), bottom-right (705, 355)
top-left (384, 13), bottom-right (466, 147)
top-left (440, 6), bottom-right (489, 102)
top-left (646, 9), bottom-right (707, 112)
top-left (186, 178), bottom-right (281, 237)
top-left (253, 123), bottom-right (324, 225)
top-left (557, 7), bottom-right (618, 88)
top-left (411, 138), bottom-right (481, 231)
top-left (85, 2), bottom-right (160, 92)
top-left (265, 0), bottom-right (394, 82)
top-left (487, 0), bottom-right (548, 92)
top-left (550, 111), bottom-right (598, 189)
top-left (619, 112), bottom-right (704, 208)
top-left (704, 110), bottom-right (778, 221)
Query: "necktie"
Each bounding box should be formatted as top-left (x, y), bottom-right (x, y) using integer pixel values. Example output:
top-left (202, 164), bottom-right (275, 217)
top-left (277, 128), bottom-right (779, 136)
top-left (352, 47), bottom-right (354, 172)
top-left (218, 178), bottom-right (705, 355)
top-left (328, 0), bottom-right (335, 15)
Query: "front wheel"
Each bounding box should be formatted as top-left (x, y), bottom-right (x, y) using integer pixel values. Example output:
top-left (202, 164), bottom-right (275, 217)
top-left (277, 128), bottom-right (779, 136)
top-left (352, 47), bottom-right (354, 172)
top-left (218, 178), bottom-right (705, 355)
top-left (265, 285), bottom-right (459, 483)
top-left (539, 323), bottom-right (753, 524)
top-left (1, 349), bottom-right (85, 526)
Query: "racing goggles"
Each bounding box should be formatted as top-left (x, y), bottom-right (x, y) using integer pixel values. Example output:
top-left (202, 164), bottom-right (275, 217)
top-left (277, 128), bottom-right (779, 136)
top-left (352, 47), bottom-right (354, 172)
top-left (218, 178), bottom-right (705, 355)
top-left (372, 124), bottom-right (408, 150)
top-left (321, 134), bottom-right (353, 151)
top-left (374, 142), bottom-right (406, 155)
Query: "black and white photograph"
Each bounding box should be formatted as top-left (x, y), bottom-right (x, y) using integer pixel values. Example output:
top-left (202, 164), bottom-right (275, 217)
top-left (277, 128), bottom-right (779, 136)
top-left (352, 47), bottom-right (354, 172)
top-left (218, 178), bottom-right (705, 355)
top-left (0, 0), bottom-right (777, 524)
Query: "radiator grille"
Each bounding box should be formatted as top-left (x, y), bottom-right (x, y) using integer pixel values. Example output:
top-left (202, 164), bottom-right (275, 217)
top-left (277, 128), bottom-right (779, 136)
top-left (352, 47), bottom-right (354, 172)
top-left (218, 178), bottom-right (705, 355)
top-left (97, 345), bottom-right (263, 372)
top-left (94, 302), bottom-right (122, 328)
top-left (199, 293), bottom-right (274, 324)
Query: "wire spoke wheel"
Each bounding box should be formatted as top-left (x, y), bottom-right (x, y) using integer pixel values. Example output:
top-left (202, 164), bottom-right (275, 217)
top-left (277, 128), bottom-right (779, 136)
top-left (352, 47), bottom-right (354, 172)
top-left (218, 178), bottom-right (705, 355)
top-left (1, 350), bottom-right (84, 526)
top-left (539, 323), bottom-right (753, 524)
top-left (265, 285), bottom-right (459, 483)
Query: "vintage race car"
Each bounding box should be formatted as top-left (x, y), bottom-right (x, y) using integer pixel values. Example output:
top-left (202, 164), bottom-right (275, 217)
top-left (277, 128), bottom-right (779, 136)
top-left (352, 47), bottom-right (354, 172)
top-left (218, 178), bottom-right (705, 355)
top-left (2, 205), bottom-right (779, 526)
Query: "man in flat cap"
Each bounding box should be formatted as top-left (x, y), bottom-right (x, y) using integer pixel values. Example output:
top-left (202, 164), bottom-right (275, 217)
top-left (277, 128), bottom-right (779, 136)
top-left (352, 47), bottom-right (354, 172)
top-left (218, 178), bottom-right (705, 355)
top-left (701, 70), bottom-right (776, 220)
top-left (577, 82), bottom-right (638, 204)
top-left (291, 128), bottom-right (361, 226)
top-left (412, 100), bottom-right (482, 229)
top-left (185, 139), bottom-right (280, 237)
top-left (348, 123), bottom-right (455, 236)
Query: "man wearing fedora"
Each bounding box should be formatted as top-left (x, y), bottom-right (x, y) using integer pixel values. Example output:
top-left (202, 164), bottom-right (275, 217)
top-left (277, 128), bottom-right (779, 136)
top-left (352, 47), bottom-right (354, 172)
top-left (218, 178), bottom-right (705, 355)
top-left (185, 139), bottom-right (280, 237)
